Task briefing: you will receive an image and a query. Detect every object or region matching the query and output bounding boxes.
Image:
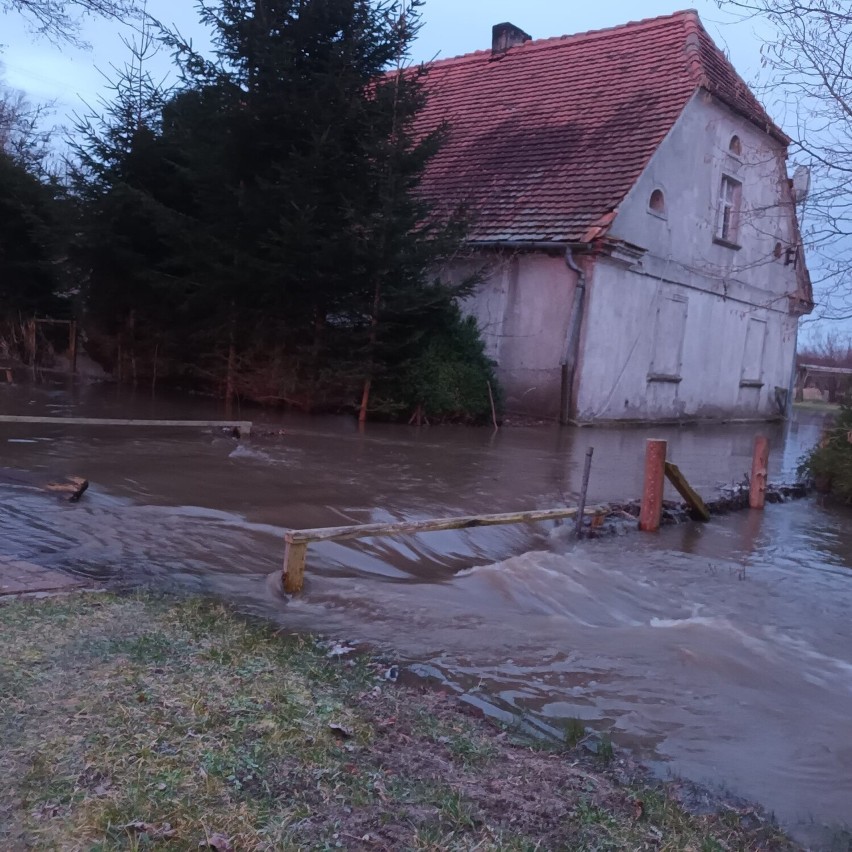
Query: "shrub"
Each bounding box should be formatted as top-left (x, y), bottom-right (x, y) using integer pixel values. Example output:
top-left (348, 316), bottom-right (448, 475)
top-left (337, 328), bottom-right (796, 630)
top-left (798, 404), bottom-right (852, 501)
top-left (376, 302), bottom-right (502, 424)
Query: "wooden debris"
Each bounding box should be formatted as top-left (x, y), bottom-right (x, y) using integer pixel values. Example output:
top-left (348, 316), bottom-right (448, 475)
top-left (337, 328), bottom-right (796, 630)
top-left (664, 461), bottom-right (710, 522)
top-left (0, 468), bottom-right (89, 502)
top-left (45, 475), bottom-right (89, 502)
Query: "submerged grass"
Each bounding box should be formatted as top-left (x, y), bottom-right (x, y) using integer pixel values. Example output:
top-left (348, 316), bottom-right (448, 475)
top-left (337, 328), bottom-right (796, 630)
top-left (0, 592), bottom-right (799, 851)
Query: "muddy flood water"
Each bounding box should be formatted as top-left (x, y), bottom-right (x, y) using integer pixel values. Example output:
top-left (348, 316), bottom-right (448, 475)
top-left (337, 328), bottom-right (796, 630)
top-left (1, 382), bottom-right (850, 846)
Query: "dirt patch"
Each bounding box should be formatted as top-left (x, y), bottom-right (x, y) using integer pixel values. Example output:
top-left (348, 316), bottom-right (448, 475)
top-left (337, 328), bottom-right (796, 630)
top-left (0, 592), bottom-right (798, 851)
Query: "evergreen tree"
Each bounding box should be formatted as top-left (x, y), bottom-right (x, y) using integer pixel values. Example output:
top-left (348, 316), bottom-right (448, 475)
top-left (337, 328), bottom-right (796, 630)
top-left (72, 0), bottom-right (497, 420)
top-left (0, 78), bottom-right (67, 357)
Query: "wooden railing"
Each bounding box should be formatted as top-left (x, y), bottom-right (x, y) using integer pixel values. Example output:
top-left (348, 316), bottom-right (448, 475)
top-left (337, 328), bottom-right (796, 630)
top-left (282, 505), bottom-right (607, 593)
top-left (0, 416), bottom-right (252, 438)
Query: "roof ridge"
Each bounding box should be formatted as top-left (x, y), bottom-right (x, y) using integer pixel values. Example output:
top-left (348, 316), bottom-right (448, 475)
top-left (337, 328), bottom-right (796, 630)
top-left (417, 9), bottom-right (700, 70)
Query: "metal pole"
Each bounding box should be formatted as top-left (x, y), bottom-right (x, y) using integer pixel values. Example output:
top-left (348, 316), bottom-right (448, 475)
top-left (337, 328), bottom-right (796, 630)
top-left (575, 446), bottom-right (594, 537)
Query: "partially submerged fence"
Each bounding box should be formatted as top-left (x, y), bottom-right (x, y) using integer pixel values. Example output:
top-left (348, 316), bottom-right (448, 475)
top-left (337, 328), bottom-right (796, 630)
top-left (0, 415), bottom-right (252, 438)
top-left (282, 506), bottom-right (607, 593)
top-left (281, 434), bottom-right (772, 595)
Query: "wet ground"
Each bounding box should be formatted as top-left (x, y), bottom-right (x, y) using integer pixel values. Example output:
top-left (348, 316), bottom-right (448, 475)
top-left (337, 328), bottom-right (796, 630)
top-left (0, 381), bottom-right (849, 846)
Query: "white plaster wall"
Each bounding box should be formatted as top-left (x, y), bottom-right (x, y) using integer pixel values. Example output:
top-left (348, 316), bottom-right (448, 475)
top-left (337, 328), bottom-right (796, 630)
top-left (576, 258), bottom-right (799, 421)
top-left (576, 92), bottom-right (803, 422)
top-left (458, 252), bottom-right (577, 417)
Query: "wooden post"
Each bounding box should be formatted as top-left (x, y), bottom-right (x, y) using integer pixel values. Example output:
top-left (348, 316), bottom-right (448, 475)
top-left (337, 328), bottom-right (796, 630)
top-left (575, 447), bottom-right (594, 538)
top-left (282, 541), bottom-right (308, 594)
top-left (639, 439), bottom-right (667, 532)
top-left (27, 318), bottom-right (37, 378)
top-left (69, 321), bottom-right (78, 375)
top-left (749, 435), bottom-right (770, 510)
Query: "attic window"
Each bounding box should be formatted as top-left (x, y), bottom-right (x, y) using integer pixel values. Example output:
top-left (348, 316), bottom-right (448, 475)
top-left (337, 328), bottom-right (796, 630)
top-left (715, 174), bottom-right (742, 246)
top-left (729, 135), bottom-right (742, 156)
top-left (774, 241), bottom-right (783, 259)
top-left (648, 189), bottom-right (666, 217)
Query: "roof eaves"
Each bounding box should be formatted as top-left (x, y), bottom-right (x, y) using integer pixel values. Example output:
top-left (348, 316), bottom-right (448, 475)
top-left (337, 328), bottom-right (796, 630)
top-left (699, 87), bottom-right (791, 146)
top-left (681, 11), bottom-right (790, 145)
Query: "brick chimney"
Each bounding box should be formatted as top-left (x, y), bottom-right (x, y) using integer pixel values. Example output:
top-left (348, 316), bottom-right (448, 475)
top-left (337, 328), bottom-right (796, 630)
top-left (492, 22), bottom-right (531, 55)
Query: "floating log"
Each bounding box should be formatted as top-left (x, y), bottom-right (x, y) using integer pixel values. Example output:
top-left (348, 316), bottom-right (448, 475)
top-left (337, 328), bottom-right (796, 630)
top-left (0, 415), bottom-right (252, 438)
top-left (0, 468), bottom-right (89, 502)
top-left (282, 504), bottom-right (607, 594)
top-left (45, 476), bottom-right (89, 502)
top-left (664, 461), bottom-right (711, 522)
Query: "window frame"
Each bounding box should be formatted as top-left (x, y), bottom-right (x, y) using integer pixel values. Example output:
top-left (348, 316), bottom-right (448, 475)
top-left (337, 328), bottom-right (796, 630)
top-left (647, 188), bottom-right (667, 219)
top-left (714, 174), bottom-right (743, 248)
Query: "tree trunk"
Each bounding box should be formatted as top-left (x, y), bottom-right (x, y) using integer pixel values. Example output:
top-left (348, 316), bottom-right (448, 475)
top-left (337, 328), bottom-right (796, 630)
top-left (225, 341), bottom-right (236, 419)
top-left (358, 282), bottom-right (382, 425)
top-left (128, 310), bottom-right (137, 387)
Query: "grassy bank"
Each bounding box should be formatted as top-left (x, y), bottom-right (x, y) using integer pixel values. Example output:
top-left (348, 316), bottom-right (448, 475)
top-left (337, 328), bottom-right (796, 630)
top-left (0, 593), bottom-right (796, 851)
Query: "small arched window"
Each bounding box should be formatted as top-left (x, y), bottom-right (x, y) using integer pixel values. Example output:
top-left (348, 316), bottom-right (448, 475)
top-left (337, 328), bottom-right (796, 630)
top-left (729, 135), bottom-right (742, 156)
top-left (773, 241), bottom-right (784, 259)
top-left (649, 188), bottom-right (666, 216)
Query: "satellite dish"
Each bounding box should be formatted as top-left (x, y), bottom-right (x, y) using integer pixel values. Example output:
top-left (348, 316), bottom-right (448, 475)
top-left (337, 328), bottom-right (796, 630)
top-left (792, 165), bottom-right (811, 203)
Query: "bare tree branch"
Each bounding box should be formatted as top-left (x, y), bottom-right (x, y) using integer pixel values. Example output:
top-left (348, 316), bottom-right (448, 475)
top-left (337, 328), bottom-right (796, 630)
top-left (719, 0), bottom-right (852, 320)
top-left (2, 0), bottom-right (141, 47)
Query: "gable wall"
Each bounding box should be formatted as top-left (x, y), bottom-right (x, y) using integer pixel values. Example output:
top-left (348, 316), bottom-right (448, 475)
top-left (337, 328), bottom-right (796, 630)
top-left (575, 93), bottom-right (802, 422)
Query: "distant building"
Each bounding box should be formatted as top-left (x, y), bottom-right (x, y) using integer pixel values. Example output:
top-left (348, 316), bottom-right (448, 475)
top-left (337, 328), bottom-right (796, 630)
top-left (414, 11), bottom-right (814, 423)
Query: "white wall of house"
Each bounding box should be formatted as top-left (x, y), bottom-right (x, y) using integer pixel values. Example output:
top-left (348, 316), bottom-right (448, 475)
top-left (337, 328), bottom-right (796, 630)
top-left (458, 251), bottom-right (577, 417)
top-left (575, 92), bottom-right (803, 422)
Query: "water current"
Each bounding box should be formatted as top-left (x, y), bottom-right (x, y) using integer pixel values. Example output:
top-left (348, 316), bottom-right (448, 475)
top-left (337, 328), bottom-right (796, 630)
top-left (0, 381), bottom-right (849, 846)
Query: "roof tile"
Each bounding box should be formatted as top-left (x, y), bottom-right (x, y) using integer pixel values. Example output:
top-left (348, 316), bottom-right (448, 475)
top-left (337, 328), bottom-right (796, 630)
top-left (411, 10), bottom-right (786, 244)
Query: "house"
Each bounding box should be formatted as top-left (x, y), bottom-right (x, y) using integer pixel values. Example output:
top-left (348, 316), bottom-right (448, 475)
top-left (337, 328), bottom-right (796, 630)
top-left (413, 11), bottom-right (814, 423)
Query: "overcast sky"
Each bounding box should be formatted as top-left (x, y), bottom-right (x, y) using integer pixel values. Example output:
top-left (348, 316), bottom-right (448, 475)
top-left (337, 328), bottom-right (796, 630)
top-left (1, 0), bottom-right (765, 122)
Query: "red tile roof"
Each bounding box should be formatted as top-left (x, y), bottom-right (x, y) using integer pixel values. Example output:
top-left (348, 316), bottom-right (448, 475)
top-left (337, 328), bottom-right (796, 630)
top-left (412, 10), bottom-right (787, 245)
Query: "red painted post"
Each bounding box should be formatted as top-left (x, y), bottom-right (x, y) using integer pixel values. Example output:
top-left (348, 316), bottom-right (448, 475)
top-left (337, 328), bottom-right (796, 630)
top-left (749, 435), bottom-right (770, 510)
top-left (639, 439), bottom-right (667, 532)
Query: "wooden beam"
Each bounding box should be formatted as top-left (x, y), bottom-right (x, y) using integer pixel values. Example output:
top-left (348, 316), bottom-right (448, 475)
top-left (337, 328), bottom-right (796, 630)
top-left (281, 504), bottom-right (608, 594)
top-left (0, 416), bottom-right (252, 437)
top-left (664, 461), bottom-right (710, 522)
top-left (285, 505), bottom-right (606, 546)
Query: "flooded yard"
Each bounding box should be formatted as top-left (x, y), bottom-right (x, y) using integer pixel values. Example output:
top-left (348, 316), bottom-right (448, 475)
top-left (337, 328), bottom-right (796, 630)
top-left (1, 381), bottom-right (849, 846)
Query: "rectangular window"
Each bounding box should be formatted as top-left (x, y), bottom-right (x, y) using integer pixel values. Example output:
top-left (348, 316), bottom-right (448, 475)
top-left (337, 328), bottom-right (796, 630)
top-left (740, 318), bottom-right (767, 386)
top-left (648, 295), bottom-right (688, 382)
top-left (716, 175), bottom-right (742, 244)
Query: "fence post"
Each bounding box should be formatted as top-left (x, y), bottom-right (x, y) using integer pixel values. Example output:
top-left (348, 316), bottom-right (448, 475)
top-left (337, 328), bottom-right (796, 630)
top-left (69, 321), bottom-right (78, 375)
top-left (27, 318), bottom-right (37, 378)
top-left (282, 541), bottom-right (308, 594)
top-left (639, 439), bottom-right (667, 532)
top-left (749, 435), bottom-right (770, 510)
top-left (575, 447), bottom-right (594, 538)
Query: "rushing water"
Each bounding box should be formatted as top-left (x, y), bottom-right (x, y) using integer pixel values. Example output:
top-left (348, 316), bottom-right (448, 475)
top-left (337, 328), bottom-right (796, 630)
top-left (1, 381), bottom-right (849, 846)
